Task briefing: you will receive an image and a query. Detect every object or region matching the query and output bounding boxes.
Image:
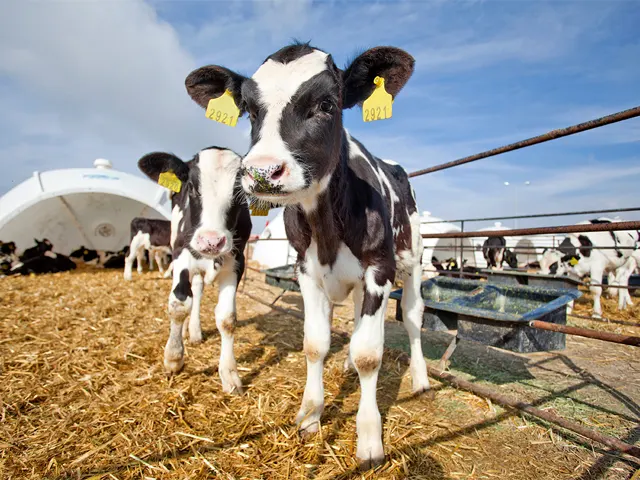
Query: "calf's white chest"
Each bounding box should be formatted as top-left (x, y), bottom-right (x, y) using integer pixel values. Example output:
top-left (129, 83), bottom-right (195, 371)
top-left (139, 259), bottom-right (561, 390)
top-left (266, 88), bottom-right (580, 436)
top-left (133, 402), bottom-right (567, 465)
top-left (304, 241), bottom-right (363, 304)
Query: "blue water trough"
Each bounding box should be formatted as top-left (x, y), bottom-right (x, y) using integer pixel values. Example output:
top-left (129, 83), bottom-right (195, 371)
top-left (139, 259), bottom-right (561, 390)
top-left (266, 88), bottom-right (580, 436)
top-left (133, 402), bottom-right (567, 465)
top-left (390, 276), bottom-right (582, 353)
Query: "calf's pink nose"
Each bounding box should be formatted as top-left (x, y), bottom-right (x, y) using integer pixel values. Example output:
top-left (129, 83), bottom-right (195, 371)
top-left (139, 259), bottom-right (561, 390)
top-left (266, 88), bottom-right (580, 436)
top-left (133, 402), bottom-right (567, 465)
top-left (195, 231), bottom-right (226, 255)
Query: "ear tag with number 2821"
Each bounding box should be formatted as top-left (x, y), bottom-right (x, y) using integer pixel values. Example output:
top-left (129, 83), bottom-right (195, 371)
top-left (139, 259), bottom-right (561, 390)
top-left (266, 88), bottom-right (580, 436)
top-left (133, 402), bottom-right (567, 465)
top-left (362, 76), bottom-right (393, 123)
top-left (158, 171), bottom-right (182, 193)
top-left (206, 90), bottom-right (240, 127)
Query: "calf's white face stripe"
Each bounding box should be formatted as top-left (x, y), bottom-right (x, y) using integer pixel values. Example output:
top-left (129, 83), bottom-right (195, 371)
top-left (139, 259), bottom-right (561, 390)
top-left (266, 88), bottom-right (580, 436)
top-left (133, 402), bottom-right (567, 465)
top-left (197, 149), bottom-right (240, 234)
top-left (244, 50), bottom-right (329, 189)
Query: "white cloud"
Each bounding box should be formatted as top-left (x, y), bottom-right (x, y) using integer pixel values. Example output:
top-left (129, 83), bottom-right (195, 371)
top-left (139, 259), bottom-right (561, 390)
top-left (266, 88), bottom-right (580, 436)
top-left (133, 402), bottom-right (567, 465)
top-left (0, 0), bottom-right (249, 192)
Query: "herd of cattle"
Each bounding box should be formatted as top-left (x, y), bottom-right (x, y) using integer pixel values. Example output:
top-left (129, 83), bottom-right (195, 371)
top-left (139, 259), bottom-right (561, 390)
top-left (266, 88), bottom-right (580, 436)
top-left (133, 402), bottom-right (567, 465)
top-left (1, 42), bottom-right (639, 468)
top-left (0, 218), bottom-right (173, 277)
top-left (427, 218), bottom-right (640, 318)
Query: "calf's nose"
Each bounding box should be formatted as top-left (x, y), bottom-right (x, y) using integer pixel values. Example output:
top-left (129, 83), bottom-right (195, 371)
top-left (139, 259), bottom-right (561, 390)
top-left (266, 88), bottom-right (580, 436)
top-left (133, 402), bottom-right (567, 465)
top-left (194, 231), bottom-right (227, 256)
top-left (244, 156), bottom-right (286, 187)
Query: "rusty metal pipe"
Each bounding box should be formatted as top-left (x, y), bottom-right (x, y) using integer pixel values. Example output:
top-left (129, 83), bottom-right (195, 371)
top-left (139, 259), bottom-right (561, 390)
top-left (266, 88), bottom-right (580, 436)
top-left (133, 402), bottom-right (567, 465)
top-left (426, 366), bottom-right (640, 459)
top-left (529, 320), bottom-right (640, 346)
top-left (422, 221), bottom-right (640, 239)
top-left (421, 206), bottom-right (640, 224)
top-left (408, 106), bottom-right (640, 178)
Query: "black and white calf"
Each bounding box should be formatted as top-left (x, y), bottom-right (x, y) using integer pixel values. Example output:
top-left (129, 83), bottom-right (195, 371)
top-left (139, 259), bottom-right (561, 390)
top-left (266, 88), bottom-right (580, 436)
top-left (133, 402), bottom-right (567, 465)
top-left (482, 236), bottom-right (518, 270)
top-left (541, 219), bottom-right (640, 318)
top-left (10, 250), bottom-right (77, 275)
top-left (123, 218), bottom-right (172, 280)
top-left (137, 147), bottom-right (251, 393)
top-left (186, 43), bottom-right (429, 468)
top-left (1, 241), bottom-right (19, 275)
top-left (20, 238), bottom-right (53, 262)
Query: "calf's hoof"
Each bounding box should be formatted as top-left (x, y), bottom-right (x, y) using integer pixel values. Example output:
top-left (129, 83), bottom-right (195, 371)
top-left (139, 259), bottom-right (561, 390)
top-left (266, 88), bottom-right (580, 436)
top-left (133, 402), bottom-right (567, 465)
top-left (164, 347), bottom-right (185, 375)
top-left (164, 359), bottom-right (184, 376)
top-left (220, 366), bottom-right (243, 395)
top-left (358, 454), bottom-right (385, 472)
top-left (189, 332), bottom-right (203, 345)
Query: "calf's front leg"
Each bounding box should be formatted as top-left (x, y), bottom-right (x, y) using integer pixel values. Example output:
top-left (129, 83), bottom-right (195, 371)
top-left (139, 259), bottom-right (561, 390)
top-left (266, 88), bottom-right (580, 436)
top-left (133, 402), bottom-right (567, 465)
top-left (165, 267), bottom-right (193, 374)
top-left (296, 272), bottom-right (332, 435)
top-left (350, 266), bottom-right (393, 470)
top-left (215, 266), bottom-right (243, 394)
top-left (183, 273), bottom-right (204, 344)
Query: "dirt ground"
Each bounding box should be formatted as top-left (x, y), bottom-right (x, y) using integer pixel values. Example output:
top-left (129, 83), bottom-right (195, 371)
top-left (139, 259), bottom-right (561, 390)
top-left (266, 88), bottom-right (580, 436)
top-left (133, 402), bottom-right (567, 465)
top-left (1, 264), bottom-right (639, 479)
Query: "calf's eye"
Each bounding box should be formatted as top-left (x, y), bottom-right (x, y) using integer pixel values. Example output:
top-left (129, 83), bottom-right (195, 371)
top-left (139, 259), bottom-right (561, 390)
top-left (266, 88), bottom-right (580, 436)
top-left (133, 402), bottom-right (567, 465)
top-left (319, 101), bottom-right (333, 114)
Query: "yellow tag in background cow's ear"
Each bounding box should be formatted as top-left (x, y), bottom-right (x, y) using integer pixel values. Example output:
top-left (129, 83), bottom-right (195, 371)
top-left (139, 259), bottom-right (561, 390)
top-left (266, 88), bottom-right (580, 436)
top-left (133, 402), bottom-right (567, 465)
top-left (206, 90), bottom-right (240, 127)
top-left (249, 199), bottom-right (270, 216)
top-left (158, 171), bottom-right (182, 193)
top-left (569, 257), bottom-right (579, 266)
top-left (363, 76), bottom-right (392, 123)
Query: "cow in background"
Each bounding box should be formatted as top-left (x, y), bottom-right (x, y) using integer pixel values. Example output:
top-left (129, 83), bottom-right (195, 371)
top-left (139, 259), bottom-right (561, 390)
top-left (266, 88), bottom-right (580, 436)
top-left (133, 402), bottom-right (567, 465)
top-left (482, 236), bottom-right (518, 270)
top-left (1, 241), bottom-right (19, 275)
top-left (550, 218), bottom-right (640, 318)
top-left (123, 218), bottom-right (172, 280)
top-left (19, 238), bottom-right (53, 262)
top-left (137, 146), bottom-right (251, 395)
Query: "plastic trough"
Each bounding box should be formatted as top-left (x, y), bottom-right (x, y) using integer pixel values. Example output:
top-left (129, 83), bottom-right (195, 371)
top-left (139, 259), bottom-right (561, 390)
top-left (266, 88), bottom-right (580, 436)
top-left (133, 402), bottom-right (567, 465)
top-left (481, 269), bottom-right (583, 290)
top-left (390, 276), bottom-right (582, 353)
top-left (264, 264), bottom-right (300, 292)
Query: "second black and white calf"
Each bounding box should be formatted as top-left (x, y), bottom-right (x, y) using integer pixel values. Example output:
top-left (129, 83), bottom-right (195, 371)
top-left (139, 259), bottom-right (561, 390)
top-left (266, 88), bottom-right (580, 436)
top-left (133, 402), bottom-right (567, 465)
top-left (138, 146), bottom-right (251, 393)
top-left (186, 43), bottom-right (429, 468)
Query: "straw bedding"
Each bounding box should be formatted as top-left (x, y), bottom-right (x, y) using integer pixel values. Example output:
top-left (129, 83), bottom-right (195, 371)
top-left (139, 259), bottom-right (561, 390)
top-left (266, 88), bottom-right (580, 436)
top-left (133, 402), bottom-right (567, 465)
top-left (1, 265), bottom-right (638, 479)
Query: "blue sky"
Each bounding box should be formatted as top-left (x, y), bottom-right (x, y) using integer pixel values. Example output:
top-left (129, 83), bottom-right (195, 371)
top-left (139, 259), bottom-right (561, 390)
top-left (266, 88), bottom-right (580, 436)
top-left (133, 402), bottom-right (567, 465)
top-left (1, 0), bottom-right (639, 233)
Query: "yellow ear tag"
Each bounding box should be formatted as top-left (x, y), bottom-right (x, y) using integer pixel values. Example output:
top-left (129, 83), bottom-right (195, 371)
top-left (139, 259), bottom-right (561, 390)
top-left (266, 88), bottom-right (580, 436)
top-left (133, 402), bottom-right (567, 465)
top-left (206, 90), bottom-right (240, 127)
top-left (569, 257), bottom-right (579, 266)
top-left (362, 76), bottom-right (393, 123)
top-left (249, 199), bottom-right (270, 216)
top-left (158, 171), bottom-right (182, 193)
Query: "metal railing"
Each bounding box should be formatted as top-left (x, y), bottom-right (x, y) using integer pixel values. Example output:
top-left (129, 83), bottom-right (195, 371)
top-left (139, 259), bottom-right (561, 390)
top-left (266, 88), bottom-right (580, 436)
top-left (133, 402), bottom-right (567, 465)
top-left (407, 105), bottom-right (640, 178)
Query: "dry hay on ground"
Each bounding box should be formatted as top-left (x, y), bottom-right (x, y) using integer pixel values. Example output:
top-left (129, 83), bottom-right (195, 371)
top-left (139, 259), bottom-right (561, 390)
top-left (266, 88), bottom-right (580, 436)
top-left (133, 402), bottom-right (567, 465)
top-left (1, 265), bottom-right (638, 479)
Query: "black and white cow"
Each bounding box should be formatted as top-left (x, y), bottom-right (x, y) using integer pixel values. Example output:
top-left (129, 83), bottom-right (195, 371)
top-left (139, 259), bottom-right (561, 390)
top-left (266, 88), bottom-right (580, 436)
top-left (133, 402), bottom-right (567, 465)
top-left (1, 241), bottom-right (19, 275)
top-left (137, 146), bottom-right (252, 393)
top-left (20, 238), bottom-right (53, 262)
top-left (69, 246), bottom-right (101, 265)
top-left (10, 250), bottom-right (77, 275)
top-left (541, 218), bottom-right (640, 318)
top-left (123, 218), bottom-right (172, 280)
top-left (482, 236), bottom-right (518, 270)
top-left (185, 43), bottom-right (429, 468)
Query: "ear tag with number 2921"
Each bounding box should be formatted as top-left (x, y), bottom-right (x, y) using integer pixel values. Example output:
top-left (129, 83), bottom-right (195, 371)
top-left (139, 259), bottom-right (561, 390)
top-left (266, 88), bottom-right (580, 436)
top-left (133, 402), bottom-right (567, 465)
top-left (362, 76), bottom-right (393, 123)
top-left (158, 171), bottom-right (182, 193)
top-left (206, 90), bottom-right (240, 127)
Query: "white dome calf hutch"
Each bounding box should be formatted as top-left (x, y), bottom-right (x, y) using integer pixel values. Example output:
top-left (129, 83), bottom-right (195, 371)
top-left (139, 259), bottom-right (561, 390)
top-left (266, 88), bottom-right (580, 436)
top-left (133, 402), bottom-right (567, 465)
top-left (0, 159), bottom-right (172, 255)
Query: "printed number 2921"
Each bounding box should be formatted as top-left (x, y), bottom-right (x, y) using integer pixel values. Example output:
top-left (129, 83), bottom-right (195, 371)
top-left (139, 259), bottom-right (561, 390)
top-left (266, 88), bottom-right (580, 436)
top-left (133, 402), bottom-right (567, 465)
top-left (207, 109), bottom-right (236, 126)
top-left (364, 106), bottom-right (388, 122)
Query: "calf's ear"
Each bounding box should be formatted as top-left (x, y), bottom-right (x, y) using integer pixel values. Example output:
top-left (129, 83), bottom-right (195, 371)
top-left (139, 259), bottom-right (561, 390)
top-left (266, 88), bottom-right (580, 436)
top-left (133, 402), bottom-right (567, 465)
top-left (342, 47), bottom-right (415, 109)
top-left (138, 152), bottom-right (190, 184)
top-left (185, 66), bottom-right (247, 114)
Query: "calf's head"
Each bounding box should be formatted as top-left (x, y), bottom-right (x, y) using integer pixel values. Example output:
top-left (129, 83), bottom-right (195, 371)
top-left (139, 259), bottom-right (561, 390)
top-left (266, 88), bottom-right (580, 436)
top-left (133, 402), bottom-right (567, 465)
top-left (504, 249), bottom-right (518, 269)
top-left (185, 43), bottom-right (415, 208)
top-left (138, 147), bottom-right (245, 258)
